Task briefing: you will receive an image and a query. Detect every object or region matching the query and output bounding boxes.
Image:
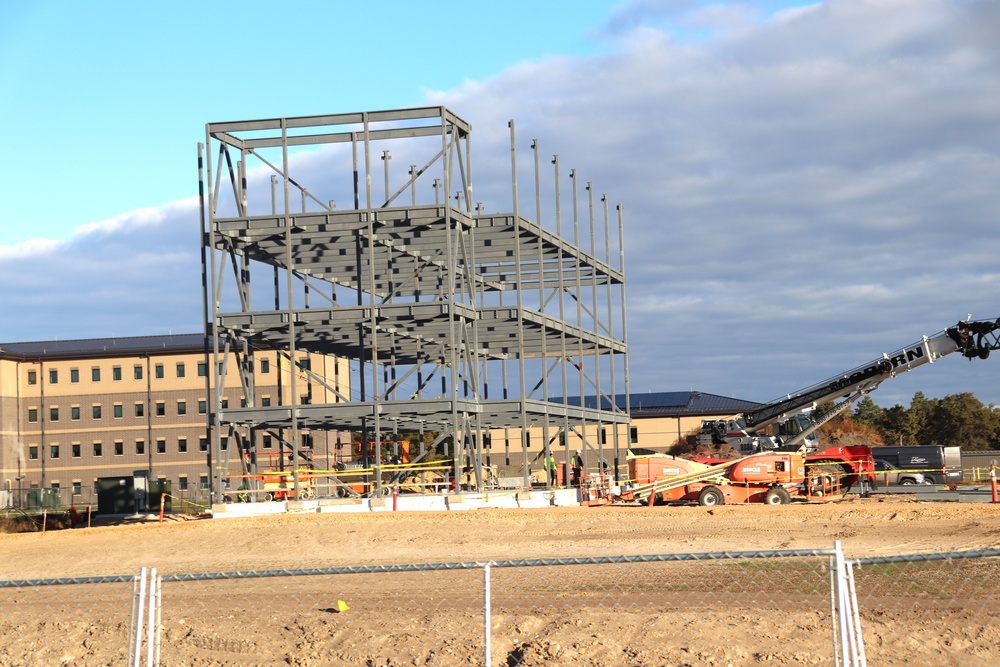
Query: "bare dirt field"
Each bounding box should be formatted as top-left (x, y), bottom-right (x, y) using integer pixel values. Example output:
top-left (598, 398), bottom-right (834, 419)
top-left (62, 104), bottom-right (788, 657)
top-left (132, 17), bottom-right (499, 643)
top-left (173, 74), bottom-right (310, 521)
top-left (1, 495), bottom-right (999, 666)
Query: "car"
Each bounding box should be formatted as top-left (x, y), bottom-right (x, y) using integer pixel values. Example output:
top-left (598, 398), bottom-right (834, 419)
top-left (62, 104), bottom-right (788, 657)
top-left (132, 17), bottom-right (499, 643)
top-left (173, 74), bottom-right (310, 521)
top-left (873, 459), bottom-right (927, 486)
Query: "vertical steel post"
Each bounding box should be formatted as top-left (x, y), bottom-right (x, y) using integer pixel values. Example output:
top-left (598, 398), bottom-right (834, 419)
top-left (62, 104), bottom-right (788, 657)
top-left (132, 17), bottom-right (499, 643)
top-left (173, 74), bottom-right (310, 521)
top-left (509, 120), bottom-right (529, 485)
top-left (197, 142), bottom-right (215, 503)
top-left (617, 205), bottom-right (630, 459)
top-left (280, 118), bottom-right (301, 499)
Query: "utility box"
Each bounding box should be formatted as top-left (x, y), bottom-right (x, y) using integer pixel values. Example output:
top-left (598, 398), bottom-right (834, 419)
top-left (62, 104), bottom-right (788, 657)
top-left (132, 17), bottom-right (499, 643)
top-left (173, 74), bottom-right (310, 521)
top-left (149, 479), bottom-right (172, 512)
top-left (96, 476), bottom-right (133, 514)
top-left (26, 488), bottom-right (61, 510)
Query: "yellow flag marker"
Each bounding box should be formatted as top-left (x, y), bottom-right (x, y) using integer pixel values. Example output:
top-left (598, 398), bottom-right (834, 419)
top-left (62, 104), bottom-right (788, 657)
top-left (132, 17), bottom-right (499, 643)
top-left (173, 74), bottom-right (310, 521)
top-left (336, 600), bottom-right (349, 613)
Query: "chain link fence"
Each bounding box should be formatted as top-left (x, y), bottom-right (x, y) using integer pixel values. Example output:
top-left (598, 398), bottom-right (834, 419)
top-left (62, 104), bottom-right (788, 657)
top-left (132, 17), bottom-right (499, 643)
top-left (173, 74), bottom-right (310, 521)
top-left (1, 547), bottom-right (998, 666)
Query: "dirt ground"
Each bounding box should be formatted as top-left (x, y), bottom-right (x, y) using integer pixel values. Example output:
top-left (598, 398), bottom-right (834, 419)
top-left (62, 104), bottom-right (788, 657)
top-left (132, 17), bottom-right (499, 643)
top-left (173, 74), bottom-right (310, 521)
top-left (1, 495), bottom-right (999, 666)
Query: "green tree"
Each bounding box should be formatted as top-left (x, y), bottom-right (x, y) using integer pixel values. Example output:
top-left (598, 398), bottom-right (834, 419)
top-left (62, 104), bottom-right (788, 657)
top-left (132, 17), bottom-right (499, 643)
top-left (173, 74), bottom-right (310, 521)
top-left (928, 393), bottom-right (999, 450)
top-left (853, 396), bottom-right (884, 429)
top-left (879, 404), bottom-right (912, 446)
top-left (908, 391), bottom-right (936, 445)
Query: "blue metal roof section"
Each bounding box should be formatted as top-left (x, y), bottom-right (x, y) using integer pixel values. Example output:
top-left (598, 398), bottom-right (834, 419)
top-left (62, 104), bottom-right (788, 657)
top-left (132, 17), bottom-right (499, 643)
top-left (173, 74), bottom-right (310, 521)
top-left (0, 333), bottom-right (207, 360)
top-left (555, 391), bottom-right (762, 416)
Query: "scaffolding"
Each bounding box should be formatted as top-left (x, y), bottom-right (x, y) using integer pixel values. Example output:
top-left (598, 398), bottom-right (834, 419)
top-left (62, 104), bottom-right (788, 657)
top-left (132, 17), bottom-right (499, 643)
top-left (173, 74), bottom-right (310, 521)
top-left (199, 107), bottom-right (629, 502)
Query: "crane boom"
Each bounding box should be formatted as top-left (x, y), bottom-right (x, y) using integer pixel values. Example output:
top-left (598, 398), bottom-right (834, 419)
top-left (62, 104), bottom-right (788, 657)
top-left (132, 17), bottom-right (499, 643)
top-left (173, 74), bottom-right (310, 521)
top-left (745, 318), bottom-right (1000, 430)
top-left (695, 317), bottom-right (1000, 454)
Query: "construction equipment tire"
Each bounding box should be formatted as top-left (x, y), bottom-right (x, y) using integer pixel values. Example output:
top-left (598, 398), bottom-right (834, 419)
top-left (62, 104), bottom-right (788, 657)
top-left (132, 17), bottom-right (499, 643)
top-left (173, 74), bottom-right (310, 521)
top-left (698, 486), bottom-right (725, 507)
top-left (263, 492), bottom-right (274, 502)
top-left (764, 487), bottom-right (790, 505)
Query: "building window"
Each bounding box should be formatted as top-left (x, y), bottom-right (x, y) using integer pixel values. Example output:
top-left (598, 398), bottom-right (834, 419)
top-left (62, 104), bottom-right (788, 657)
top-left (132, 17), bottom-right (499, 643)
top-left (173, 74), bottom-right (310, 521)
top-left (262, 396), bottom-right (271, 407)
top-left (178, 437), bottom-right (188, 453)
top-left (93, 442), bottom-right (103, 457)
top-left (27, 370), bottom-right (37, 385)
top-left (301, 433), bottom-right (313, 448)
top-left (629, 426), bottom-right (638, 444)
top-left (72, 481), bottom-right (82, 496)
top-left (135, 440), bottom-right (145, 455)
top-left (27, 408), bottom-right (38, 423)
top-left (135, 403), bottom-right (144, 417)
top-left (29, 445), bottom-right (38, 460)
top-left (179, 476), bottom-right (188, 491)
top-left (157, 439), bottom-right (166, 454)
top-left (261, 358), bottom-right (270, 374)
top-left (262, 434), bottom-right (272, 449)
top-left (221, 398), bottom-right (229, 409)
top-left (134, 364), bottom-right (143, 380)
top-left (299, 358), bottom-right (311, 371)
top-left (49, 369), bottom-right (58, 384)
top-left (198, 362), bottom-right (207, 377)
top-left (111, 366), bottom-right (121, 381)
top-left (72, 443), bottom-right (81, 458)
top-left (113, 404), bottom-right (123, 419)
top-left (177, 400), bottom-right (187, 415)
top-left (198, 400), bottom-right (207, 414)
top-left (49, 407), bottom-right (59, 422)
top-left (240, 396), bottom-right (247, 408)
top-left (155, 363), bottom-right (164, 379)
top-left (70, 368), bottom-right (79, 383)
top-left (199, 475), bottom-right (209, 490)
top-left (300, 395), bottom-right (310, 405)
top-left (92, 404), bottom-right (102, 419)
top-left (176, 362), bottom-right (185, 378)
top-left (91, 367), bottom-right (100, 382)
top-left (155, 401), bottom-right (165, 417)
top-left (220, 437), bottom-right (228, 451)
top-left (599, 428), bottom-right (607, 445)
top-left (50, 445), bottom-right (60, 459)
top-left (71, 406), bottom-right (81, 421)
top-left (114, 441), bottom-right (124, 456)
top-left (199, 437), bottom-right (208, 452)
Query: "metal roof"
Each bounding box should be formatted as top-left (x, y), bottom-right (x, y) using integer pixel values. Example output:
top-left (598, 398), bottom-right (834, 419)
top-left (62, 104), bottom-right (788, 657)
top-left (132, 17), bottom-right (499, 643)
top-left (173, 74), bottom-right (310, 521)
top-left (557, 391), bottom-right (761, 417)
top-left (0, 333), bottom-right (207, 361)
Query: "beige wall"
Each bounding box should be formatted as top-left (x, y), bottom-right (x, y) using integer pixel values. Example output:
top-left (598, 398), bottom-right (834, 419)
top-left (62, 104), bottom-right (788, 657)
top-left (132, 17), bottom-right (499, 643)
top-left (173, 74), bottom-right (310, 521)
top-left (0, 347), bottom-right (349, 507)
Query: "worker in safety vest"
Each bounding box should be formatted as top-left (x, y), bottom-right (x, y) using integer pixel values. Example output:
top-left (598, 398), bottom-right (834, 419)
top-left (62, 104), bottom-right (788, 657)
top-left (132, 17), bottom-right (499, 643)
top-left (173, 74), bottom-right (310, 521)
top-left (546, 452), bottom-right (558, 487)
top-left (571, 450), bottom-right (584, 487)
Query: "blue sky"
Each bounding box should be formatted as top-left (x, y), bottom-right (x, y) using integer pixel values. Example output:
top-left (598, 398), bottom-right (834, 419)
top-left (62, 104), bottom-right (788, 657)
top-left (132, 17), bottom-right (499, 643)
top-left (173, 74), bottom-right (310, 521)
top-left (0, 0), bottom-right (615, 243)
top-left (0, 0), bottom-right (815, 244)
top-left (2, 0), bottom-right (999, 409)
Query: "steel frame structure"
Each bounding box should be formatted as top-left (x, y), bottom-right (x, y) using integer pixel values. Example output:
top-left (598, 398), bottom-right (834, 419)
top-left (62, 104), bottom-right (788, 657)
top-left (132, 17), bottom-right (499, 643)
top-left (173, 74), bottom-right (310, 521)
top-left (199, 107), bottom-right (628, 502)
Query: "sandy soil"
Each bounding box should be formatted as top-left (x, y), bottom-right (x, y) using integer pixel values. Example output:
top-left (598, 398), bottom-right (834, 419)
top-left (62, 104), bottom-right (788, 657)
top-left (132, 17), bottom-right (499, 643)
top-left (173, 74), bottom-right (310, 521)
top-left (1, 495), bottom-right (999, 666)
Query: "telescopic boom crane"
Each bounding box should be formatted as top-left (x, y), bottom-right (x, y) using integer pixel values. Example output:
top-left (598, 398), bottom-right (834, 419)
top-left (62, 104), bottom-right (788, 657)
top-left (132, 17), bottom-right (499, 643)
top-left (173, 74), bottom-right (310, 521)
top-left (696, 317), bottom-right (1000, 454)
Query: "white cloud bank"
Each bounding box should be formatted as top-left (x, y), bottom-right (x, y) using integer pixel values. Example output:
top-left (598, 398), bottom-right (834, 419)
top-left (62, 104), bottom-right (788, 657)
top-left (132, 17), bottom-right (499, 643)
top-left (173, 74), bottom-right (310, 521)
top-left (3, 0), bottom-right (999, 408)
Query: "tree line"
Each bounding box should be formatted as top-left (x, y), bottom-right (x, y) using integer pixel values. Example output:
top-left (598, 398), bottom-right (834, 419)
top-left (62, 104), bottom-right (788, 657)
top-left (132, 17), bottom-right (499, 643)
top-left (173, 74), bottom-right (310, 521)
top-left (821, 392), bottom-right (1000, 451)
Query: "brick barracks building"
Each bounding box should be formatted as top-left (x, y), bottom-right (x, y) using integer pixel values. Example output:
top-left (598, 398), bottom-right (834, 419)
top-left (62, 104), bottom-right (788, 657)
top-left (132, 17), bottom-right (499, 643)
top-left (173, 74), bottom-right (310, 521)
top-left (0, 334), bottom-right (347, 509)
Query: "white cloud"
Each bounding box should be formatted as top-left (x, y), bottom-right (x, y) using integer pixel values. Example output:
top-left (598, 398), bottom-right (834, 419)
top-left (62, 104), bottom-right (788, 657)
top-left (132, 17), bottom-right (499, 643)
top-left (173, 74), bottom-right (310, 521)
top-left (0, 199), bottom-right (202, 342)
top-left (3, 0), bottom-right (999, 409)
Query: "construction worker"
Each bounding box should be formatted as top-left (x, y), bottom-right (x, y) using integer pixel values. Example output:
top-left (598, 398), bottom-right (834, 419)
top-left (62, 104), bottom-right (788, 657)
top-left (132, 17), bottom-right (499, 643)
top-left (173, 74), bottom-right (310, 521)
top-left (571, 449), bottom-right (584, 487)
top-left (546, 452), bottom-right (558, 487)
